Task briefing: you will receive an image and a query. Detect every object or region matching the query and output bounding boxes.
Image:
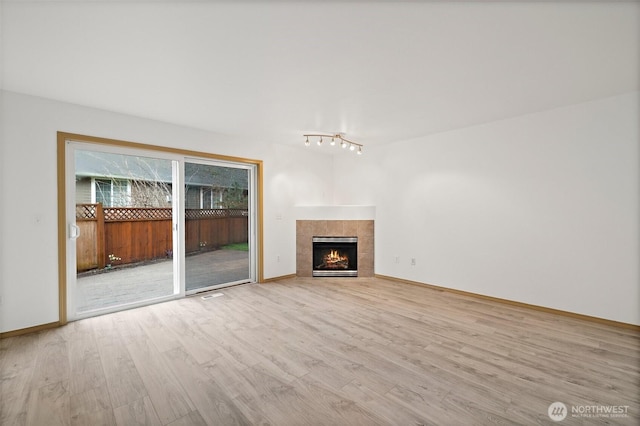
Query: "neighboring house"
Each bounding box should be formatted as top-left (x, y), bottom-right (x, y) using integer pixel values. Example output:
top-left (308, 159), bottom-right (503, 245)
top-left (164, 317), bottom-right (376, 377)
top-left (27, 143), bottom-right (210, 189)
top-left (75, 150), bottom-right (248, 208)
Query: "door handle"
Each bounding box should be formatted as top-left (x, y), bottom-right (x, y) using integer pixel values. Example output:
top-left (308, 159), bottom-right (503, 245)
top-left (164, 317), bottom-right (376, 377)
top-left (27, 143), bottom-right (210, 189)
top-left (69, 224), bottom-right (81, 239)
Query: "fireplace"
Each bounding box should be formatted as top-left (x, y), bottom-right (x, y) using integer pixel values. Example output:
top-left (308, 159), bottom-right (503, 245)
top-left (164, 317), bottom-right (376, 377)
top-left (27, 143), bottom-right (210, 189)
top-left (312, 236), bottom-right (358, 277)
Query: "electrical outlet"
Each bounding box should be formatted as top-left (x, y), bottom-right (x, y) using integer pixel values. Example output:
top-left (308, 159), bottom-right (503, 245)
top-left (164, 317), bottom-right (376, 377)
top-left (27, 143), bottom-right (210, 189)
top-left (411, 258), bottom-right (416, 266)
top-left (395, 256), bottom-right (399, 264)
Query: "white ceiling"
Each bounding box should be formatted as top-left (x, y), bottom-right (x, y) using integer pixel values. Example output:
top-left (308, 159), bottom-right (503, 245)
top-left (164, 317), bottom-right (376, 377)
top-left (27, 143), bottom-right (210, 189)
top-left (2, 0), bottom-right (638, 147)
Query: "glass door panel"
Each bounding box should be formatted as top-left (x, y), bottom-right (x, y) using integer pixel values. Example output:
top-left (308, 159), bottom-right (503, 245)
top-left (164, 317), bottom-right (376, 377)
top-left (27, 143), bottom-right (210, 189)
top-left (184, 161), bottom-right (251, 292)
top-left (72, 147), bottom-right (178, 316)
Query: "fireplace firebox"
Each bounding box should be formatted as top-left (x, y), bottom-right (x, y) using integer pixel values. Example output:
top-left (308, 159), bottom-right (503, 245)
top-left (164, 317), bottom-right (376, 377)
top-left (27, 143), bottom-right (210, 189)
top-left (312, 236), bottom-right (358, 277)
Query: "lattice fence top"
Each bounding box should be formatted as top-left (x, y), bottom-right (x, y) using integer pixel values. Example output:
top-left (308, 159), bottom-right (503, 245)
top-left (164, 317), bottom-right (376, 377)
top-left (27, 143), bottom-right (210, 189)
top-left (76, 204), bottom-right (97, 220)
top-left (185, 209), bottom-right (248, 219)
top-left (228, 209), bottom-right (249, 217)
top-left (104, 207), bottom-right (173, 221)
top-left (77, 204), bottom-right (247, 221)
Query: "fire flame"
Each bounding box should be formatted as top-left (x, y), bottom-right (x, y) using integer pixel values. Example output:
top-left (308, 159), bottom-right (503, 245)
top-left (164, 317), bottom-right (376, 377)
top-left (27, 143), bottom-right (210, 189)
top-left (326, 250), bottom-right (347, 262)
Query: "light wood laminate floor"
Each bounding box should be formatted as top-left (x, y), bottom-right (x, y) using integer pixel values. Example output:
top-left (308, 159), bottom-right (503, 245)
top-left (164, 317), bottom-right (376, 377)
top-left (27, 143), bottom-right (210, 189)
top-left (1, 277), bottom-right (638, 425)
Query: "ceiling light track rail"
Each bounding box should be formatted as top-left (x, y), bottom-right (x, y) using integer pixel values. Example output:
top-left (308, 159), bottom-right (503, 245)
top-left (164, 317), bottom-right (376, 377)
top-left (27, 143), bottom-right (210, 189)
top-left (303, 133), bottom-right (363, 155)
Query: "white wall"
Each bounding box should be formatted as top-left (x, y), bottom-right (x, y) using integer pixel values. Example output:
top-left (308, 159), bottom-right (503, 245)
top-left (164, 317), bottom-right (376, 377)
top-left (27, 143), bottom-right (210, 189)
top-left (0, 90), bottom-right (331, 333)
top-left (263, 143), bottom-right (335, 276)
top-left (334, 92), bottom-right (639, 325)
top-left (2, 90), bottom-right (637, 332)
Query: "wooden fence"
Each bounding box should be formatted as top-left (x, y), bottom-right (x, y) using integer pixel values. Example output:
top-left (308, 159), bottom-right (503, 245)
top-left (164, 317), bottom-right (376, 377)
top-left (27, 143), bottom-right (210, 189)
top-left (76, 204), bottom-right (248, 272)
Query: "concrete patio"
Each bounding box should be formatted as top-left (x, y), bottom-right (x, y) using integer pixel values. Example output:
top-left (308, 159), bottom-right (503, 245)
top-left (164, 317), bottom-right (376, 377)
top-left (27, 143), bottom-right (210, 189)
top-left (76, 249), bottom-right (250, 312)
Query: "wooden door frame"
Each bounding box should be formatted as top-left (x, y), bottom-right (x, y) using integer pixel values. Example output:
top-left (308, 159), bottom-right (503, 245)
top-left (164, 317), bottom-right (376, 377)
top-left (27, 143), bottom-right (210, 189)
top-left (57, 132), bottom-right (264, 325)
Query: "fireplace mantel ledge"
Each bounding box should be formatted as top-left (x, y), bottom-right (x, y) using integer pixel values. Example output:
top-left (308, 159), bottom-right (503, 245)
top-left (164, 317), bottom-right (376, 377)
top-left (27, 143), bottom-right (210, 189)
top-left (294, 205), bottom-right (375, 220)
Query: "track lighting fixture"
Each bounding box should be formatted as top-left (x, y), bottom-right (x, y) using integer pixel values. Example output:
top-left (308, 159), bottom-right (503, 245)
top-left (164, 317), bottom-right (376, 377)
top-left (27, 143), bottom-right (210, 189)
top-left (303, 133), bottom-right (363, 155)
top-left (303, 133), bottom-right (363, 154)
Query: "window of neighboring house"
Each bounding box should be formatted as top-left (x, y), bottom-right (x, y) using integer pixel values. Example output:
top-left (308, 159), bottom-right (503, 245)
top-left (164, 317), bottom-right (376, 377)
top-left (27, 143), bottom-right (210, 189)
top-left (93, 178), bottom-right (130, 207)
top-left (185, 185), bottom-right (200, 209)
top-left (202, 187), bottom-right (216, 208)
top-left (217, 190), bottom-right (224, 208)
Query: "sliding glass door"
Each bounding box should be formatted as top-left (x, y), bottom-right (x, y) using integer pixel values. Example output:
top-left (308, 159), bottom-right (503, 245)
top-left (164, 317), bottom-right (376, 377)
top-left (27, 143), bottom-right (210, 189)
top-left (67, 143), bottom-right (180, 319)
top-left (184, 161), bottom-right (253, 293)
top-left (64, 138), bottom-right (258, 321)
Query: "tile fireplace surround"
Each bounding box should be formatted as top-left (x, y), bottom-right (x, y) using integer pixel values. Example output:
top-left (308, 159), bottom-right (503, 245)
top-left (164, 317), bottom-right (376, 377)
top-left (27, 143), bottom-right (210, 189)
top-left (296, 220), bottom-right (374, 277)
